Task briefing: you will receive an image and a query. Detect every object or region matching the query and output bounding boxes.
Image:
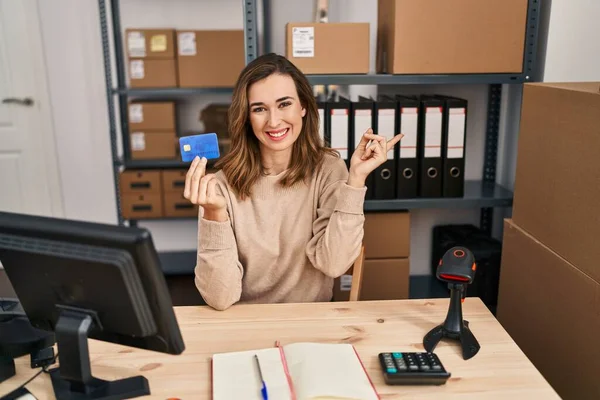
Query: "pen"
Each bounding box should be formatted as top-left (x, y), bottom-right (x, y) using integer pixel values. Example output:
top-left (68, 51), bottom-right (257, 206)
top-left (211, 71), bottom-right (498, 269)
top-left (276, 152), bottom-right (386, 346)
top-left (254, 354), bottom-right (268, 400)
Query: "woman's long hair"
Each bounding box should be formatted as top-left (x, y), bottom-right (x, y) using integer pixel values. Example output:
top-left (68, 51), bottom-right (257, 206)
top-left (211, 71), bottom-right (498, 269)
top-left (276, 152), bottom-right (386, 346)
top-left (215, 53), bottom-right (338, 200)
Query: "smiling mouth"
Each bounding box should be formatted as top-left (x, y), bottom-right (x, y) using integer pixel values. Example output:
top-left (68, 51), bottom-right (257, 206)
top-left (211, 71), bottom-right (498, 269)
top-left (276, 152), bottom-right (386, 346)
top-left (265, 128), bottom-right (289, 140)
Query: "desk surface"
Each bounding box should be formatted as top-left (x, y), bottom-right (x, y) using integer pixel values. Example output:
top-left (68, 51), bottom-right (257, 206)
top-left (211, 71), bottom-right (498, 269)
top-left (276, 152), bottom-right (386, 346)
top-left (5, 298), bottom-right (558, 399)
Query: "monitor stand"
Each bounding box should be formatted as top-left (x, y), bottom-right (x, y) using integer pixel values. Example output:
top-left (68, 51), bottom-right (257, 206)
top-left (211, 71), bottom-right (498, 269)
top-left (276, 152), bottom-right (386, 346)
top-left (48, 307), bottom-right (150, 400)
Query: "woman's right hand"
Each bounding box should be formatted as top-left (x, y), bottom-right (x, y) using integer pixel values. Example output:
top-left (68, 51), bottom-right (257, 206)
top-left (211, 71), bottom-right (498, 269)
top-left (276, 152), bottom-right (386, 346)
top-left (183, 156), bottom-right (228, 221)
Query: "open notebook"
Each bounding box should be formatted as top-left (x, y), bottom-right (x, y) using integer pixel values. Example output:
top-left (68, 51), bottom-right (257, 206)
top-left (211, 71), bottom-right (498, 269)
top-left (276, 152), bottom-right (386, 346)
top-left (212, 342), bottom-right (380, 400)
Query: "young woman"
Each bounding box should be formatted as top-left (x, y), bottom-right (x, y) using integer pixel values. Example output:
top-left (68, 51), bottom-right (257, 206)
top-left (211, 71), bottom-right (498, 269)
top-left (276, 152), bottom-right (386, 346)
top-left (183, 53), bottom-right (402, 310)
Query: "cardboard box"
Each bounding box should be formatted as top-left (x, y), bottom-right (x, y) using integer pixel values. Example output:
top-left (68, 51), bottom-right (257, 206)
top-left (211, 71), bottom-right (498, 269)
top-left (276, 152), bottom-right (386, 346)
top-left (497, 219), bottom-right (600, 400)
top-left (129, 59), bottom-right (177, 88)
top-left (163, 192), bottom-right (198, 218)
top-left (286, 23), bottom-right (370, 74)
top-left (333, 258), bottom-right (410, 301)
top-left (376, 0), bottom-right (528, 74)
top-left (199, 103), bottom-right (230, 137)
top-left (176, 30), bottom-right (244, 87)
top-left (125, 29), bottom-right (176, 59)
top-left (161, 170), bottom-right (187, 192)
top-left (364, 212), bottom-right (410, 259)
top-left (130, 131), bottom-right (176, 160)
top-left (128, 102), bottom-right (176, 131)
top-left (119, 170), bottom-right (162, 193)
top-left (512, 82), bottom-right (600, 283)
top-left (121, 193), bottom-right (163, 219)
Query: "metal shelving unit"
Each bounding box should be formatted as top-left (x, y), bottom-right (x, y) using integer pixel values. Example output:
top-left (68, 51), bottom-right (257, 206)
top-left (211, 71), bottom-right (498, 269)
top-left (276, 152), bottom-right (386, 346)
top-left (99, 0), bottom-right (541, 230)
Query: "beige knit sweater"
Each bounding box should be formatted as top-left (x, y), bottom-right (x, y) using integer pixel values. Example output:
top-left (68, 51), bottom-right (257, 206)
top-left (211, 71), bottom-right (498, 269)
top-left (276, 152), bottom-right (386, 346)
top-left (194, 154), bottom-right (366, 310)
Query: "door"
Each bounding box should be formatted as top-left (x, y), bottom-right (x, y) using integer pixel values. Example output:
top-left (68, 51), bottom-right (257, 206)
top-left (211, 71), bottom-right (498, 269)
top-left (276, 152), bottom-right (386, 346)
top-left (0, 0), bottom-right (62, 217)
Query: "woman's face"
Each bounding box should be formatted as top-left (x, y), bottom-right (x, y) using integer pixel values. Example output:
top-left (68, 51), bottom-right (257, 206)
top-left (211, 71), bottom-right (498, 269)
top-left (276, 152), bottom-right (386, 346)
top-left (247, 73), bottom-right (306, 156)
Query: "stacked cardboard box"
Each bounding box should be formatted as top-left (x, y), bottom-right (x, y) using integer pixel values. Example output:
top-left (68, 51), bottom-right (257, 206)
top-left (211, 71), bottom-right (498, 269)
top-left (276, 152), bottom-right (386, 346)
top-left (127, 102), bottom-right (177, 160)
top-left (376, 0), bottom-right (528, 74)
top-left (161, 170), bottom-right (198, 218)
top-left (126, 29), bottom-right (178, 87)
top-left (177, 30), bottom-right (245, 87)
top-left (285, 23), bottom-right (370, 74)
top-left (497, 82), bottom-right (600, 399)
top-left (198, 103), bottom-right (231, 155)
top-left (334, 212), bottom-right (410, 301)
top-left (120, 170), bottom-right (163, 219)
top-left (120, 168), bottom-right (221, 220)
top-left (125, 28), bottom-right (245, 88)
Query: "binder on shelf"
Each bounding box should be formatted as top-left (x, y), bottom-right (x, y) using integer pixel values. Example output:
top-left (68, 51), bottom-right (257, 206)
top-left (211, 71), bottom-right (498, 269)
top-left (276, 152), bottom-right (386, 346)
top-left (316, 97), bottom-right (329, 147)
top-left (373, 95), bottom-right (397, 199)
top-left (418, 95), bottom-right (443, 198)
top-left (395, 95), bottom-right (420, 199)
top-left (352, 96), bottom-right (375, 199)
top-left (437, 95), bottom-right (468, 198)
top-left (327, 96), bottom-right (351, 167)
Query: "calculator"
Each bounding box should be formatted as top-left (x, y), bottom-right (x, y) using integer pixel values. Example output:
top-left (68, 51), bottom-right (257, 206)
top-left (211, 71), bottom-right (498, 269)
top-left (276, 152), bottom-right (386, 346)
top-left (378, 352), bottom-right (451, 385)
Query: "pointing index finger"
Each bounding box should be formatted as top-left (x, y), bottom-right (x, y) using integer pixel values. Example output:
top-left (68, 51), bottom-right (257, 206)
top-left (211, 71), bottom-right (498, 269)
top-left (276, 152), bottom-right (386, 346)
top-left (387, 133), bottom-right (404, 147)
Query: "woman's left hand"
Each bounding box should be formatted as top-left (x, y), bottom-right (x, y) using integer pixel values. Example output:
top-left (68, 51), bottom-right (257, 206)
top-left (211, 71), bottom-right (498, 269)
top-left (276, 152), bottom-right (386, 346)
top-left (347, 129), bottom-right (403, 188)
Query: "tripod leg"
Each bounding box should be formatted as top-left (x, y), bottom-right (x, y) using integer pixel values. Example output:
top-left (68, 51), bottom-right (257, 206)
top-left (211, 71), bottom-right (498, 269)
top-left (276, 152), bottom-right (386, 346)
top-left (423, 324), bottom-right (444, 353)
top-left (459, 320), bottom-right (480, 360)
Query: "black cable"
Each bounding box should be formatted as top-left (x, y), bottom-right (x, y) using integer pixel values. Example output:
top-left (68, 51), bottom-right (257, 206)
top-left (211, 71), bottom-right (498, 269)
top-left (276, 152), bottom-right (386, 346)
top-left (0, 352), bottom-right (59, 400)
top-left (0, 368), bottom-right (45, 399)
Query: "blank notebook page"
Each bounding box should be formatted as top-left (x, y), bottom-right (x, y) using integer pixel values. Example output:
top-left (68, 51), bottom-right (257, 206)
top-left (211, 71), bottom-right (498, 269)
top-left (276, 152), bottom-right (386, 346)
top-left (284, 342), bottom-right (379, 400)
top-left (212, 347), bottom-right (293, 400)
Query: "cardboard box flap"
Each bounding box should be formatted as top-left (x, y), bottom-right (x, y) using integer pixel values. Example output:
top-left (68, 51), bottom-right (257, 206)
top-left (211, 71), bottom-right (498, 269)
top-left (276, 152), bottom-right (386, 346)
top-left (498, 219), bottom-right (600, 399)
top-left (529, 81), bottom-right (600, 94)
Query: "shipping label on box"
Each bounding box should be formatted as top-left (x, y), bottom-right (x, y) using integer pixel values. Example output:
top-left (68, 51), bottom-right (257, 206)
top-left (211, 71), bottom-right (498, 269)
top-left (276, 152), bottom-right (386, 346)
top-left (129, 104), bottom-right (143, 123)
top-left (178, 32), bottom-right (197, 56)
top-left (292, 27), bottom-right (314, 57)
top-left (127, 31), bottom-right (146, 57)
top-left (130, 60), bottom-right (144, 79)
top-left (151, 34), bottom-right (167, 52)
top-left (131, 132), bottom-right (146, 151)
top-left (125, 29), bottom-right (175, 59)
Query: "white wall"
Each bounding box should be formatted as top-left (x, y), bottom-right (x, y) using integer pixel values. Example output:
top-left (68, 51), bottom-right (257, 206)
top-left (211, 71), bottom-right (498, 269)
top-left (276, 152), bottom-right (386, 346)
top-left (36, 0), bottom-right (600, 271)
top-left (38, 0), bottom-right (116, 225)
top-left (542, 0), bottom-right (600, 82)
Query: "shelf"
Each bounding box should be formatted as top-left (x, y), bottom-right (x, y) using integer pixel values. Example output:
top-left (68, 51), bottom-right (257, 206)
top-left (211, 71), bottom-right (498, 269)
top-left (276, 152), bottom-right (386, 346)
top-left (363, 181), bottom-right (513, 211)
top-left (305, 73), bottom-right (530, 86)
top-left (112, 87), bottom-right (233, 97)
top-left (124, 181), bottom-right (512, 224)
top-left (112, 74), bottom-right (530, 97)
top-left (119, 159), bottom-right (216, 169)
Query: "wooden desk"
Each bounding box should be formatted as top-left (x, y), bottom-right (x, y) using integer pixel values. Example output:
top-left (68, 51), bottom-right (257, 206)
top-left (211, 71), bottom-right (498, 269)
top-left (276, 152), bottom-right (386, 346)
top-left (4, 298), bottom-right (558, 399)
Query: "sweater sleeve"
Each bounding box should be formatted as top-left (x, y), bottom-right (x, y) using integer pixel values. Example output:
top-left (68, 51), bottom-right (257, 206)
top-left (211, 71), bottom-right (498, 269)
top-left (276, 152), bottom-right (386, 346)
top-left (305, 159), bottom-right (366, 278)
top-left (194, 182), bottom-right (244, 311)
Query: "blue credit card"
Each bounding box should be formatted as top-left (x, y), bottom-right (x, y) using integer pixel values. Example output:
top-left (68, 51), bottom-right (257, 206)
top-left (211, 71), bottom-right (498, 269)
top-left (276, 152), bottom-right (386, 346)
top-left (179, 133), bottom-right (221, 162)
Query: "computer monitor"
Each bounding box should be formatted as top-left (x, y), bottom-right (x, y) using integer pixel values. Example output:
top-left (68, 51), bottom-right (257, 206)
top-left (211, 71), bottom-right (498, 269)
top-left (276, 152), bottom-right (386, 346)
top-left (0, 211), bottom-right (185, 399)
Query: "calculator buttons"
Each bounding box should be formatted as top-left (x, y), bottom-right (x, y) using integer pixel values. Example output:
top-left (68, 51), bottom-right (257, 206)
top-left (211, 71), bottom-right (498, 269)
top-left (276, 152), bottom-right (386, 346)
top-left (382, 353), bottom-right (396, 373)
